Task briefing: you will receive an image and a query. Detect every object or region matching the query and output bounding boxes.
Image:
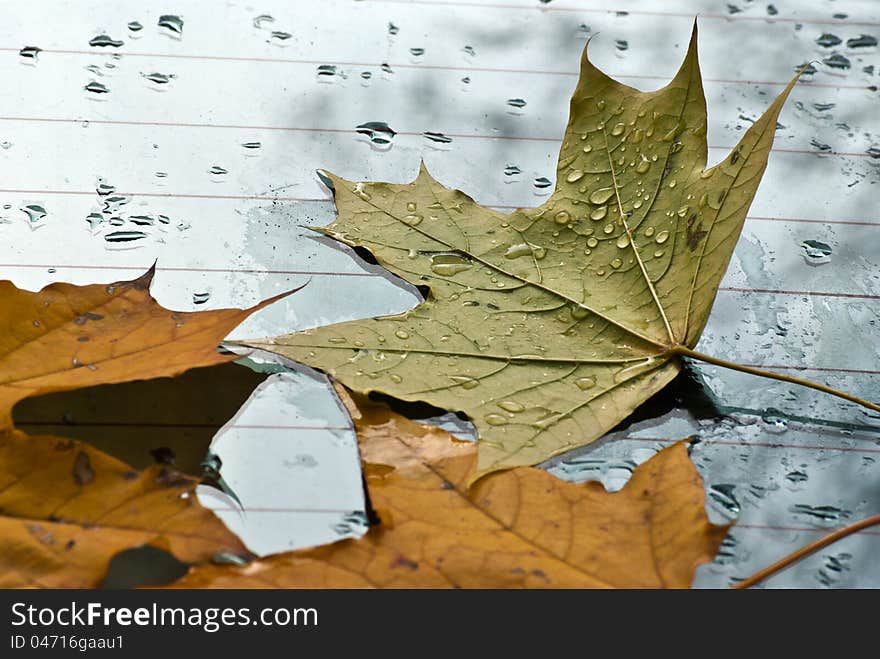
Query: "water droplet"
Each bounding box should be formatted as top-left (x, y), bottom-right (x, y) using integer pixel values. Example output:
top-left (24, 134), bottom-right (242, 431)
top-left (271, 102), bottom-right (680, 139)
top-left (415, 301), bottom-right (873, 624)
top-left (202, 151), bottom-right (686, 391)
top-left (504, 243), bottom-right (532, 259)
top-left (554, 210), bottom-right (571, 225)
top-left (406, 202), bottom-right (417, 212)
top-left (668, 179), bottom-right (677, 188)
top-left (485, 414), bottom-right (508, 426)
top-left (499, 401), bottom-right (524, 413)
top-left (104, 230), bottom-right (146, 243)
top-left (631, 129), bottom-right (644, 144)
top-left (589, 187), bottom-right (615, 205)
top-left (603, 223), bottom-right (614, 234)
top-left (644, 226), bottom-right (655, 237)
top-left (847, 34), bottom-right (878, 48)
top-left (590, 206), bottom-right (607, 221)
top-left (506, 98), bottom-right (527, 109)
top-left (611, 122), bottom-right (625, 136)
top-left (566, 169), bottom-right (585, 183)
top-left (85, 212), bottom-right (103, 230)
top-left (586, 236), bottom-right (598, 248)
top-left (389, 373), bottom-right (403, 384)
top-left (89, 34), bottom-right (124, 48)
top-left (394, 329), bottom-right (410, 340)
top-left (700, 168), bottom-right (715, 179)
top-left (402, 214), bottom-right (422, 226)
top-left (142, 71), bottom-right (175, 86)
top-left (158, 14), bottom-right (184, 36)
top-left (632, 199), bottom-right (643, 209)
top-left (653, 249), bottom-right (664, 258)
top-left (451, 375), bottom-right (479, 389)
top-left (801, 239), bottom-right (832, 265)
top-left (409, 47), bottom-right (425, 57)
top-left (655, 230), bottom-right (669, 244)
top-left (575, 376), bottom-right (596, 390)
top-left (610, 258), bottom-right (622, 268)
top-left (423, 131), bottom-right (452, 144)
top-left (84, 81), bottom-right (110, 95)
top-left (430, 253), bottom-right (472, 276)
top-left (533, 176), bottom-right (552, 190)
top-left (635, 159), bottom-right (651, 174)
top-left (19, 46), bottom-right (42, 61)
top-left (356, 121), bottom-right (396, 146)
top-left (253, 14), bottom-right (275, 29)
top-left (20, 204), bottom-right (47, 223)
top-left (616, 234), bottom-right (630, 249)
top-left (192, 292), bottom-right (210, 305)
top-left (582, 144), bottom-right (593, 153)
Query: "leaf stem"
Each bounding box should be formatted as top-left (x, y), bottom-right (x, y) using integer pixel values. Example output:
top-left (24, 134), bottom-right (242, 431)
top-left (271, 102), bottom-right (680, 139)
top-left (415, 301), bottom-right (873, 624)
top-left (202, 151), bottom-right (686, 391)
top-left (730, 514), bottom-right (880, 589)
top-left (670, 346), bottom-right (880, 415)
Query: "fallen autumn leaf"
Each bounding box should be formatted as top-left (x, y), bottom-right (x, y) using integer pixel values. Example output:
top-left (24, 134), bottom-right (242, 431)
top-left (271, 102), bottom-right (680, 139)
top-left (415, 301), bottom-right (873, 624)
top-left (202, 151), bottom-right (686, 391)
top-left (163, 390), bottom-right (727, 588)
top-left (244, 24), bottom-right (806, 478)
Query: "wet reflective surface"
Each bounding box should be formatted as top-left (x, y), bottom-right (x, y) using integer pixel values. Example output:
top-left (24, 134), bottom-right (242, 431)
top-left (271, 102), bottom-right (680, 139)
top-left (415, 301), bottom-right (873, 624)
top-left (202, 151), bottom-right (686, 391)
top-left (1, 0), bottom-right (877, 586)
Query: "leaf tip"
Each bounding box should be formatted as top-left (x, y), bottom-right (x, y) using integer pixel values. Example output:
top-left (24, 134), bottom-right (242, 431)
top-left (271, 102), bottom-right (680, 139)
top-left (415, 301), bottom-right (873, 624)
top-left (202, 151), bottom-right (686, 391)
top-left (316, 169), bottom-right (336, 193)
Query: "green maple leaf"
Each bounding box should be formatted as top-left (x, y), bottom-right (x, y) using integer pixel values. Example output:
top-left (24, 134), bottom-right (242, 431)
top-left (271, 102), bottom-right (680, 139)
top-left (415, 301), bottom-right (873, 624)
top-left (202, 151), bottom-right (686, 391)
top-left (247, 24), bottom-right (800, 479)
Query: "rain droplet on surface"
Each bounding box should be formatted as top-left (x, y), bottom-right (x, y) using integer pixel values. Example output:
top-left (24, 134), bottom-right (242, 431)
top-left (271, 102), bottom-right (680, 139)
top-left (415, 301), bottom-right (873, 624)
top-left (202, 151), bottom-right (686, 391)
top-left (590, 206), bottom-right (608, 221)
top-left (533, 176), bottom-right (552, 190)
top-left (498, 401), bottom-right (524, 413)
top-left (450, 375), bottom-right (479, 390)
top-left (19, 46), bottom-right (41, 62)
top-left (800, 239), bottom-right (832, 265)
top-left (95, 178), bottom-right (115, 196)
top-left (484, 414), bottom-right (508, 426)
top-left (847, 34), bottom-right (878, 48)
top-left (104, 230), bottom-right (147, 243)
top-left (506, 98), bottom-right (527, 109)
top-left (84, 81), bottom-right (110, 95)
top-left (141, 71), bottom-right (175, 86)
top-left (655, 230), bottom-right (669, 244)
top-left (270, 31), bottom-right (292, 43)
top-left (589, 187), bottom-right (615, 205)
top-left (192, 292), bottom-right (210, 305)
top-left (505, 243), bottom-right (533, 259)
top-left (422, 131), bottom-right (452, 144)
top-left (21, 204), bottom-right (47, 224)
top-left (430, 253), bottom-right (472, 276)
top-left (356, 121), bottom-right (396, 146)
top-left (89, 34), bottom-right (124, 48)
top-left (158, 14), bottom-right (184, 36)
top-left (575, 376), bottom-right (596, 390)
top-left (824, 54), bottom-right (851, 70)
top-left (253, 14), bottom-right (275, 29)
top-left (815, 33), bottom-right (842, 47)
top-left (85, 212), bottom-right (103, 230)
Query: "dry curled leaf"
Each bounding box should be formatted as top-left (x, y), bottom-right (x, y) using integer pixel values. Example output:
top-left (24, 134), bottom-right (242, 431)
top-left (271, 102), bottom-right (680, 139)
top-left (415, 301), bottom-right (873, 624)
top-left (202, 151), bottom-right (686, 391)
top-left (0, 431), bottom-right (247, 588)
top-left (0, 267), bottom-right (287, 586)
top-left (244, 24), bottom-right (799, 478)
top-left (0, 266), bottom-right (284, 429)
top-left (164, 391), bottom-right (727, 589)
